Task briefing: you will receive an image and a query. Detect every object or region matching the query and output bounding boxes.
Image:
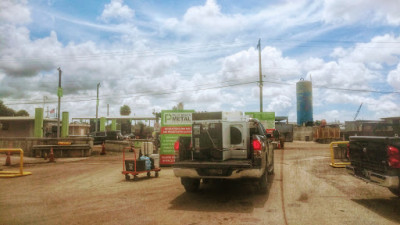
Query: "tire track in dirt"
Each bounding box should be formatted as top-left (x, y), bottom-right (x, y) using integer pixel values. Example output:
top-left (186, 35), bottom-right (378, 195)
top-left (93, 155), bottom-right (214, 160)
top-left (280, 149), bottom-right (289, 225)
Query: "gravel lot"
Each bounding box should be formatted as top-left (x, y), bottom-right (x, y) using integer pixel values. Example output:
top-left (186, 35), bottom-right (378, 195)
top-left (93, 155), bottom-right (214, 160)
top-left (1, 142), bottom-right (399, 225)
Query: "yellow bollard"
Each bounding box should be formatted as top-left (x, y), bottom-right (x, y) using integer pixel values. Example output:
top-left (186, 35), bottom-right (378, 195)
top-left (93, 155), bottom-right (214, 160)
top-left (0, 148), bottom-right (32, 178)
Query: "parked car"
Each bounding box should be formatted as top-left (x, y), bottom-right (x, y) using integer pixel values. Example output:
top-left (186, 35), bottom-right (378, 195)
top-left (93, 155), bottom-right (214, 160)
top-left (89, 130), bottom-right (124, 145)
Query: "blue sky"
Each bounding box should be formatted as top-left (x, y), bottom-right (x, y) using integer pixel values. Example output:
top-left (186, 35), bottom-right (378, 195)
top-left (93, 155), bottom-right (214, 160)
top-left (1, 0), bottom-right (400, 123)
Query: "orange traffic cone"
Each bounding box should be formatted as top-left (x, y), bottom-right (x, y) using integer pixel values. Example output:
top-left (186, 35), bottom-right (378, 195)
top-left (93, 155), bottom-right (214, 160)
top-left (100, 142), bottom-right (106, 155)
top-left (49, 147), bottom-right (55, 163)
top-left (5, 151), bottom-right (11, 166)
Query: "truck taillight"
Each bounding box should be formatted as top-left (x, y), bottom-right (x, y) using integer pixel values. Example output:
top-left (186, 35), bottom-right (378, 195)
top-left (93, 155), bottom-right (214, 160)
top-left (253, 139), bottom-right (262, 151)
top-left (174, 140), bottom-right (180, 162)
top-left (388, 146), bottom-right (400, 168)
top-left (174, 140), bottom-right (180, 151)
top-left (253, 139), bottom-right (262, 158)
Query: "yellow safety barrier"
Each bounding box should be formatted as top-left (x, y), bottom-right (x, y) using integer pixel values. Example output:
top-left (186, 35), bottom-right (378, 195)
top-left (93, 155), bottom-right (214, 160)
top-left (0, 148), bottom-right (32, 178)
top-left (58, 142), bottom-right (71, 145)
top-left (329, 141), bottom-right (350, 168)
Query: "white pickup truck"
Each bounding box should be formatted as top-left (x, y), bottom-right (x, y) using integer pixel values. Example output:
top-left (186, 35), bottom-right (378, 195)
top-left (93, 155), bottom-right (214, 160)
top-left (173, 112), bottom-right (274, 194)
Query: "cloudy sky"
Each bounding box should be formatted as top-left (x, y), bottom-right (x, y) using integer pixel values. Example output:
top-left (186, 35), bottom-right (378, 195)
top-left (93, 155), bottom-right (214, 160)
top-left (1, 0), bottom-right (400, 123)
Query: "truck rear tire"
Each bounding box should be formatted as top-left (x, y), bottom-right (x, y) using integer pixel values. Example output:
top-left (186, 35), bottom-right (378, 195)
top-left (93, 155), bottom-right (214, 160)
top-left (388, 186), bottom-right (400, 197)
top-left (280, 139), bottom-right (285, 149)
top-left (267, 144), bottom-right (274, 175)
top-left (181, 178), bottom-right (200, 193)
top-left (257, 172), bottom-right (268, 194)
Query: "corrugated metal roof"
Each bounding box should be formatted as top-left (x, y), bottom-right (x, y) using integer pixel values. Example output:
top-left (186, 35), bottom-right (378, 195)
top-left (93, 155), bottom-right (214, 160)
top-left (0, 117), bottom-right (57, 122)
top-left (381, 117), bottom-right (400, 120)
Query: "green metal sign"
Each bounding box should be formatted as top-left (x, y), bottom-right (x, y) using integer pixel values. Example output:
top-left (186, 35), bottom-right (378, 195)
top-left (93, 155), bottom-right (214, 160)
top-left (160, 110), bottom-right (194, 165)
top-left (245, 112), bottom-right (275, 129)
top-left (57, 87), bottom-right (63, 97)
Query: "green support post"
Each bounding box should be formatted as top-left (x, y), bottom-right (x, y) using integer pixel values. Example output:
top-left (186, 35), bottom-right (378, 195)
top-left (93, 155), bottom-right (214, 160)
top-left (111, 119), bottom-right (117, 131)
top-left (100, 117), bottom-right (106, 131)
top-left (117, 120), bottom-right (121, 130)
top-left (61, 112), bottom-right (69, 138)
top-left (34, 108), bottom-right (44, 138)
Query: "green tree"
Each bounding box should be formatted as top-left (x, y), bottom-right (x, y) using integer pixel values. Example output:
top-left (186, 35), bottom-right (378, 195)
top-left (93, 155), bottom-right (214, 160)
top-left (120, 105), bottom-right (131, 116)
top-left (0, 100), bottom-right (16, 116)
top-left (16, 110), bottom-right (29, 116)
top-left (172, 102), bottom-right (184, 110)
top-left (0, 100), bottom-right (30, 116)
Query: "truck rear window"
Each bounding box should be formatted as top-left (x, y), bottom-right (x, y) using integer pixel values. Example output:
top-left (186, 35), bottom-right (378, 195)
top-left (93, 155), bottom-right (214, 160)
top-left (230, 126), bottom-right (242, 145)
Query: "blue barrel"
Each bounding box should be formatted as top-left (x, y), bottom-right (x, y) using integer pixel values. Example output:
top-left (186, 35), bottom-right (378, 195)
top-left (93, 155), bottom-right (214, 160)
top-left (296, 80), bottom-right (313, 125)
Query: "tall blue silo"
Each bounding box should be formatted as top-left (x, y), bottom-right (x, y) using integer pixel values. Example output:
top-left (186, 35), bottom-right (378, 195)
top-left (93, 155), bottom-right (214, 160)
top-left (296, 79), bottom-right (313, 126)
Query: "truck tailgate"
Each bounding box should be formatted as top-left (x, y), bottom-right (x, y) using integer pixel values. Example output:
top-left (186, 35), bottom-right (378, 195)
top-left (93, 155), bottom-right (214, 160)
top-left (349, 136), bottom-right (398, 173)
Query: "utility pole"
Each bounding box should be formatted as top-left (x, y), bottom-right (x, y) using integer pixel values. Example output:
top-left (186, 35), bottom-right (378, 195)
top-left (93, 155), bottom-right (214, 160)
top-left (257, 39), bottom-right (263, 112)
top-left (42, 96), bottom-right (47, 110)
top-left (95, 83), bottom-right (101, 132)
top-left (57, 68), bottom-right (62, 138)
top-left (107, 104), bottom-right (109, 117)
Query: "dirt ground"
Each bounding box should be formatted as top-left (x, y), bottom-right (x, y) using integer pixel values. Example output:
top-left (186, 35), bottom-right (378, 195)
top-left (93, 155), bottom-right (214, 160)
top-left (1, 142), bottom-right (399, 225)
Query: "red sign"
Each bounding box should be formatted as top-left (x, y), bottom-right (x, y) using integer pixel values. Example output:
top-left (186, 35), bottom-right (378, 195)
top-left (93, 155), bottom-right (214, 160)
top-left (160, 155), bottom-right (175, 165)
top-left (266, 129), bottom-right (275, 134)
top-left (161, 127), bottom-right (192, 134)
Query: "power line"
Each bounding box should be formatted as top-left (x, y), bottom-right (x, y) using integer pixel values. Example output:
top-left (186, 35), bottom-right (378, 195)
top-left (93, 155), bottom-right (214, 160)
top-left (4, 77), bottom-right (399, 107)
top-left (4, 79), bottom-right (259, 106)
top-left (3, 77), bottom-right (256, 103)
top-left (267, 38), bottom-right (400, 45)
top-left (2, 38), bottom-right (400, 63)
top-left (0, 41), bottom-right (250, 63)
top-left (1, 61), bottom-right (394, 87)
top-left (314, 85), bottom-right (400, 94)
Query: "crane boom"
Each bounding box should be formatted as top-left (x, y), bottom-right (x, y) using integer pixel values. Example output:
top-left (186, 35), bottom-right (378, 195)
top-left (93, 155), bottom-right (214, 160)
top-left (353, 103), bottom-right (363, 120)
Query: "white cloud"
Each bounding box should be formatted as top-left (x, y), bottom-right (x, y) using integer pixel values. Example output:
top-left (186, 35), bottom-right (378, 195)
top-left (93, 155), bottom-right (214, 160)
top-left (219, 46), bottom-right (301, 116)
top-left (0, 2), bottom-right (180, 118)
top-left (265, 94), bottom-right (293, 114)
top-left (221, 46), bottom-right (301, 81)
top-left (1, 0), bottom-right (400, 123)
top-left (100, 0), bottom-right (134, 23)
top-left (322, 0), bottom-right (400, 25)
top-left (0, 0), bottom-right (31, 25)
top-left (347, 35), bottom-right (400, 66)
top-left (0, 27), bottom-right (61, 77)
top-left (307, 34), bottom-right (400, 91)
top-left (387, 64), bottom-right (400, 90)
top-left (367, 95), bottom-right (399, 118)
top-left (314, 110), bottom-right (341, 121)
top-left (162, 0), bottom-right (323, 40)
top-left (181, 0), bottom-right (244, 33)
top-left (330, 47), bottom-right (347, 58)
top-left (308, 61), bottom-right (376, 89)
